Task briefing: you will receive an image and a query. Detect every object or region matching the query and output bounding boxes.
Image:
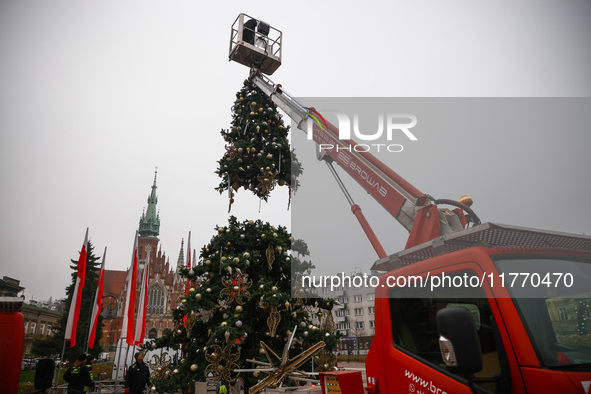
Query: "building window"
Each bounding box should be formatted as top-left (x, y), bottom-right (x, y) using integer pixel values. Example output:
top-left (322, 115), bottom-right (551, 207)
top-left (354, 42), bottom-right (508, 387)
top-left (367, 293), bottom-right (374, 301)
top-left (24, 321), bottom-right (29, 333)
top-left (148, 328), bottom-right (158, 339)
top-left (368, 306), bottom-right (375, 315)
top-left (148, 286), bottom-right (165, 314)
top-left (354, 295), bottom-right (362, 302)
top-left (336, 323), bottom-right (350, 330)
top-left (354, 308), bottom-right (364, 316)
top-left (370, 320), bottom-right (375, 328)
top-left (356, 321), bottom-right (365, 329)
top-left (30, 322), bottom-right (37, 334)
top-left (40, 323), bottom-right (45, 335)
top-left (336, 309), bottom-right (349, 317)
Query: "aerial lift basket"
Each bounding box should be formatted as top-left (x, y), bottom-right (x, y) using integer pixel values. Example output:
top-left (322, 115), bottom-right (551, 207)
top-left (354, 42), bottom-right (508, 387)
top-left (229, 13), bottom-right (282, 75)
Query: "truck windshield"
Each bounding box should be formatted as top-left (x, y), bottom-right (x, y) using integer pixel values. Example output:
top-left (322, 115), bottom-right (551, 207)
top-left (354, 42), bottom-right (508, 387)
top-left (495, 257), bottom-right (591, 369)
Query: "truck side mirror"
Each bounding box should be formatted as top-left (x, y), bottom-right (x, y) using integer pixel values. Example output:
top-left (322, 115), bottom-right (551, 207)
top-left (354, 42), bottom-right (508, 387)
top-left (436, 307), bottom-right (483, 374)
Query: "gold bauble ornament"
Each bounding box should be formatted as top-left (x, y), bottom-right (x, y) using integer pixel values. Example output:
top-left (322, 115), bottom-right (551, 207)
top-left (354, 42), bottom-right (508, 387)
top-left (236, 305), bottom-right (243, 313)
top-left (191, 364), bottom-right (198, 372)
top-left (195, 293), bottom-right (202, 301)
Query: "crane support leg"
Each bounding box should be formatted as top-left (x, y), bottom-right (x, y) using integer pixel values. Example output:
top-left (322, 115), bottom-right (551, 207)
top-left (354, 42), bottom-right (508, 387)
top-left (351, 204), bottom-right (388, 259)
top-left (325, 161), bottom-right (387, 259)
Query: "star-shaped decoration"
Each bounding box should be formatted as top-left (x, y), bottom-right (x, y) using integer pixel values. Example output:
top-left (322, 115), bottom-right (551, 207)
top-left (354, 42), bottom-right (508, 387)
top-left (205, 343), bottom-right (241, 383)
top-left (236, 326), bottom-right (325, 394)
top-left (220, 271), bottom-right (252, 305)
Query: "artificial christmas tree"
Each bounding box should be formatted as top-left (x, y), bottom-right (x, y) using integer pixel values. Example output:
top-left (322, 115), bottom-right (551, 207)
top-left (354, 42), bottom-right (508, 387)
top-left (145, 217), bottom-right (338, 393)
top-left (215, 79), bottom-right (302, 211)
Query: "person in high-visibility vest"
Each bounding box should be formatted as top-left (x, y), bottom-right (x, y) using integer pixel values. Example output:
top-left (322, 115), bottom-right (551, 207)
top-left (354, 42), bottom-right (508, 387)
top-left (64, 354), bottom-right (92, 394)
top-left (83, 354), bottom-right (95, 393)
top-left (124, 352), bottom-right (151, 394)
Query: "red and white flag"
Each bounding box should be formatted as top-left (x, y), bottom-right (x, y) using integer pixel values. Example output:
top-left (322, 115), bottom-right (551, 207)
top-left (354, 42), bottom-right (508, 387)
top-left (65, 228), bottom-right (89, 348)
top-left (185, 231), bottom-right (191, 294)
top-left (88, 247), bottom-right (106, 349)
top-left (121, 231), bottom-right (138, 346)
top-left (134, 247), bottom-right (150, 345)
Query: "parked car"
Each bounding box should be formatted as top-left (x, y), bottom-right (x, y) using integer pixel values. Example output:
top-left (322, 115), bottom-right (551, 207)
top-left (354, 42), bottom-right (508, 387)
top-left (21, 359), bottom-right (35, 371)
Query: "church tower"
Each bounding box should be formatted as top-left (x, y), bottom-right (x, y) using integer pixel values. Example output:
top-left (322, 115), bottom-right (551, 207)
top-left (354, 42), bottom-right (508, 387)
top-left (138, 170), bottom-right (160, 261)
top-left (100, 171), bottom-right (183, 348)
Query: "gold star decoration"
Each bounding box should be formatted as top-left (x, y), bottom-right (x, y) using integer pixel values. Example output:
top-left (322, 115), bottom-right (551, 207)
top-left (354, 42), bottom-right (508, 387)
top-left (205, 344), bottom-right (242, 383)
top-left (237, 327), bottom-right (326, 394)
top-left (220, 272), bottom-right (252, 305)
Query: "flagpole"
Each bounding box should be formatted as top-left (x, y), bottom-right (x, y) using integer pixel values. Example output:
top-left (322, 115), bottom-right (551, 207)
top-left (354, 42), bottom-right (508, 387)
top-left (115, 338), bottom-right (125, 381)
top-left (57, 228), bottom-right (89, 386)
top-left (117, 231), bottom-right (138, 381)
top-left (86, 247), bottom-right (107, 353)
top-left (54, 338), bottom-right (67, 387)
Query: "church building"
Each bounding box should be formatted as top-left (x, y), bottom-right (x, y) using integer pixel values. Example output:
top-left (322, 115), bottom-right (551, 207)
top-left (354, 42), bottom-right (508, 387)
top-left (100, 172), bottom-right (186, 350)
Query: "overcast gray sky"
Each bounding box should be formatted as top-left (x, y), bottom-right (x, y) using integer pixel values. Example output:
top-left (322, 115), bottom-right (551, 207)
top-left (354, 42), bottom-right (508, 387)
top-left (1, 0), bottom-right (590, 302)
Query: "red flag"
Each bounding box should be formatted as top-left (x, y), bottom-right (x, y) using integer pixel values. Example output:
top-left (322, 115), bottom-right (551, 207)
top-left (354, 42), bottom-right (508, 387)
top-left (65, 228), bottom-right (89, 348)
top-left (185, 231), bottom-right (191, 294)
top-left (134, 247), bottom-right (150, 345)
top-left (121, 231), bottom-right (138, 346)
top-left (88, 247), bottom-right (106, 349)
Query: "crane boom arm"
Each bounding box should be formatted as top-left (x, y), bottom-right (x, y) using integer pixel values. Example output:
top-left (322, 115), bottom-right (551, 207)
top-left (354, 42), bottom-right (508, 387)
top-left (251, 73), bottom-right (428, 232)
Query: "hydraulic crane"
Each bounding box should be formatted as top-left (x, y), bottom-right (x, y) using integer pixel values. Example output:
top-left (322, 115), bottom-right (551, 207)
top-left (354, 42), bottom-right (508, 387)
top-left (230, 13), bottom-right (480, 258)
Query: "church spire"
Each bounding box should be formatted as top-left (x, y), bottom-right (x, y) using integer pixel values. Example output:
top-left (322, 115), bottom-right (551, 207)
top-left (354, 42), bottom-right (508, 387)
top-left (176, 238), bottom-right (185, 271)
top-left (139, 169), bottom-right (160, 237)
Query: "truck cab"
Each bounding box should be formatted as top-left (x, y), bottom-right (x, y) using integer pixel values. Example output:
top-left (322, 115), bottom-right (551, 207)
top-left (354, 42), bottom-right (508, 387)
top-left (365, 223), bottom-right (591, 394)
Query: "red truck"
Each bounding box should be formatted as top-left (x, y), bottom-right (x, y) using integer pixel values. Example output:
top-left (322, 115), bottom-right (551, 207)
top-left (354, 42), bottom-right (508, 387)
top-left (229, 14), bottom-right (591, 393)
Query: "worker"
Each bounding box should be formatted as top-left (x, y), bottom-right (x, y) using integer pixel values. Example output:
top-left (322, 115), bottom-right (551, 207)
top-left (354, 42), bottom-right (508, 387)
top-left (124, 352), bottom-right (151, 394)
top-left (83, 354), bottom-right (95, 393)
top-left (64, 354), bottom-right (92, 394)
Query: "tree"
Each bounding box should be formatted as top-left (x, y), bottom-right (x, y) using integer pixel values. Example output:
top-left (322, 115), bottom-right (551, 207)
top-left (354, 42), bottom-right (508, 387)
top-left (31, 240), bottom-right (104, 359)
top-left (146, 217), bottom-right (339, 393)
top-left (215, 78), bottom-right (302, 211)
